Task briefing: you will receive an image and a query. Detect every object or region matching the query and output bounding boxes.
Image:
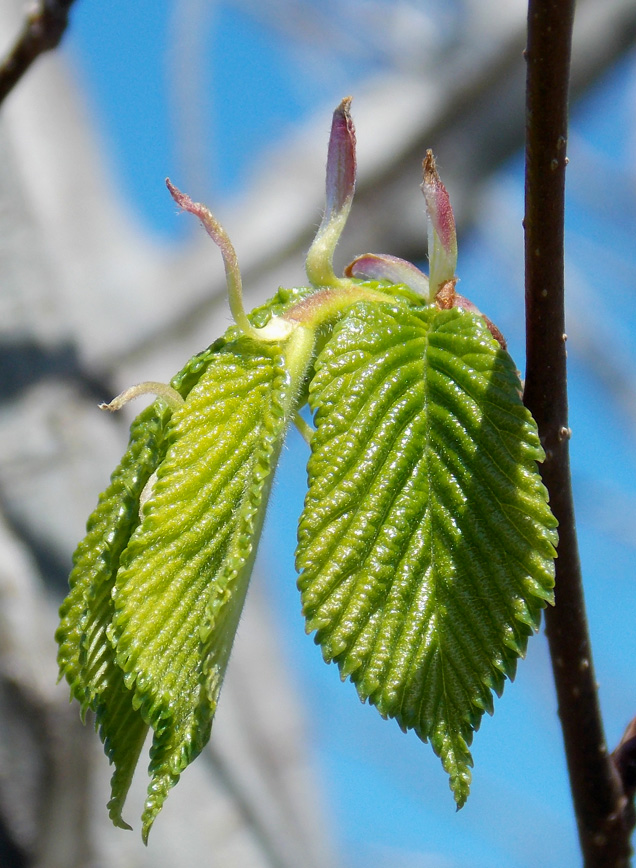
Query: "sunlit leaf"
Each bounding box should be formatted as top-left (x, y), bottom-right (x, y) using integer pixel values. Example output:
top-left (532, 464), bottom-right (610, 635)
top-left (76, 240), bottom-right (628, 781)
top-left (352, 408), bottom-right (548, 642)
top-left (109, 335), bottom-right (302, 840)
top-left (56, 402), bottom-right (169, 827)
top-left (297, 300), bottom-right (557, 806)
top-left (56, 343), bottom-right (221, 827)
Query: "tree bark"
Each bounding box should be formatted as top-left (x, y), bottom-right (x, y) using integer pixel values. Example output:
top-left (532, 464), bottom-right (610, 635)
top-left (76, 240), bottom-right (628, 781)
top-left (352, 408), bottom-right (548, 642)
top-left (523, 1), bottom-right (633, 864)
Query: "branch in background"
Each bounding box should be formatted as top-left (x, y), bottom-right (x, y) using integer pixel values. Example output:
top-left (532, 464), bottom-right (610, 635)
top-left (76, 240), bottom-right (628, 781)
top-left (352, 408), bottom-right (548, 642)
top-left (523, 1), bottom-right (633, 865)
top-left (0, 0), bottom-right (77, 106)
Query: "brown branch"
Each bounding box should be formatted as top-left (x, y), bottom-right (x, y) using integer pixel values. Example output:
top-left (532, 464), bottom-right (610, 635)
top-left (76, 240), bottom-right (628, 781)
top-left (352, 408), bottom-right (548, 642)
top-left (523, 1), bottom-right (633, 865)
top-left (0, 0), bottom-right (77, 106)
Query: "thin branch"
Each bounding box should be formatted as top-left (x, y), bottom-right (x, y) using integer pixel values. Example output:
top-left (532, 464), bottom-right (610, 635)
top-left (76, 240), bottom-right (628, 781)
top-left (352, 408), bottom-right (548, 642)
top-left (523, 1), bottom-right (633, 866)
top-left (0, 0), bottom-right (77, 107)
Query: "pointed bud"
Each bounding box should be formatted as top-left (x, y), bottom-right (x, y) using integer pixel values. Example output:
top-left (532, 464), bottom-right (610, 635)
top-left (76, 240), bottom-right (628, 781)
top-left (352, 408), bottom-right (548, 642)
top-left (422, 151), bottom-right (457, 298)
top-left (166, 179), bottom-right (260, 340)
top-left (167, 180), bottom-right (294, 343)
top-left (345, 253), bottom-right (430, 297)
top-left (305, 97), bottom-right (356, 287)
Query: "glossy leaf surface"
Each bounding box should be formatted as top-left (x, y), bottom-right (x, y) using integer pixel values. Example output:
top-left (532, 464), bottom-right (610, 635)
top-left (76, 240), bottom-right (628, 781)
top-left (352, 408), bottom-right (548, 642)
top-left (296, 300), bottom-right (557, 806)
top-left (57, 402), bottom-right (170, 827)
top-left (109, 336), bottom-right (297, 840)
top-left (56, 343), bottom-right (222, 827)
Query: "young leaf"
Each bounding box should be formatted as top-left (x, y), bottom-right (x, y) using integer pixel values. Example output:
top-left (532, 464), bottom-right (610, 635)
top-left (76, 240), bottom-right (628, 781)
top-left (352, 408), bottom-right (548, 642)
top-left (56, 342), bottom-right (223, 828)
top-left (56, 402), bottom-right (169, 828)
top-left (296, 300), bottom-right (557, 806)
top-left (109, 329), bottom-right (312, 841)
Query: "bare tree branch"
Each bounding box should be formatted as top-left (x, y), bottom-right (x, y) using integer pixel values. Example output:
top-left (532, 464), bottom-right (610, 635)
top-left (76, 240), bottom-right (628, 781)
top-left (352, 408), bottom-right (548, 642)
top-left (0, 0), bottom-right (77, 106)
top-left (523, 1), bottom-right (634, 865)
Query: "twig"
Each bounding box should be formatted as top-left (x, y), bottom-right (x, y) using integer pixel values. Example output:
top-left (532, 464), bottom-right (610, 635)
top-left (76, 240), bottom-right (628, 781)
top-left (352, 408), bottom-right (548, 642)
top-left (0, 0), bottom-right (77, 106)
top-left (523, 1), bottom-right (633, 865)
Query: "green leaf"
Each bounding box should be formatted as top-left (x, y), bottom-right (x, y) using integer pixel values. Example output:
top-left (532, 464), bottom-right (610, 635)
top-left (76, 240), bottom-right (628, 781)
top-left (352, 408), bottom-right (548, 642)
top-left (56, 343), bottom-right (221, 828)
top-left (109, 333), bottom-right (309, 841)
top-left (296, 300), bottom-right (557, 806)
top-left (56, 402), bottom-right (170, 827)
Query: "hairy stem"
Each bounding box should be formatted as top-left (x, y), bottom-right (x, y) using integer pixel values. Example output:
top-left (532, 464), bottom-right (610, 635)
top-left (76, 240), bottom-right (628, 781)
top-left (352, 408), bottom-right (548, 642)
top-left (523, 1), bottom-right (632, 865)
top-left (0, 1), bottom-right (77, 106)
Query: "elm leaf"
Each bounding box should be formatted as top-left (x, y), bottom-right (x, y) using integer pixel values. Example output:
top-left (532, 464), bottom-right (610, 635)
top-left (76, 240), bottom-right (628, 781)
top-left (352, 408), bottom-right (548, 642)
top-left (56, 342), bottom-right (223, 828)
top-left (109, 331), bottom-right (310, 841)
top-left (296, 300), bottom-right (557, 807)
top-left (56, 402), bottom-right (170, 828)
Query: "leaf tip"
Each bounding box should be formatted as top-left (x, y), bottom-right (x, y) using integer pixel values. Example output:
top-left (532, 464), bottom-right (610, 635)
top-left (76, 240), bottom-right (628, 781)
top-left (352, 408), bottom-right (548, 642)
top-left (108, 798), bottom-right (133, 832)
top-left (451, 768), bottom-right (472, 810)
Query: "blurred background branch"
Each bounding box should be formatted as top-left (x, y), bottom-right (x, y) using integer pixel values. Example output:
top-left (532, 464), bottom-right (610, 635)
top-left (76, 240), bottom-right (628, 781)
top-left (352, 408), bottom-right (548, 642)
top-left (0, 0), bottom-right (77, 105)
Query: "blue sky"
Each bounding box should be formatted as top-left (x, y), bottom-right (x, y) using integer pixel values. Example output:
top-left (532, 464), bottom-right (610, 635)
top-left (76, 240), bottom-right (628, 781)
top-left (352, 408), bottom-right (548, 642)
top-left (63, 6), bottom-right (636, 866)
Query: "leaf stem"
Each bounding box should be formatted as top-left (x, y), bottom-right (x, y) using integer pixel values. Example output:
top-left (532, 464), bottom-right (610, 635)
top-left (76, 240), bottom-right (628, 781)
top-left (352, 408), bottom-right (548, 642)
top-left (523, 2), bottom-right (633, 864)
top-left (293, 412), bottom-right (314, 445)
top-left (99, 382), bottom-right (185, 413)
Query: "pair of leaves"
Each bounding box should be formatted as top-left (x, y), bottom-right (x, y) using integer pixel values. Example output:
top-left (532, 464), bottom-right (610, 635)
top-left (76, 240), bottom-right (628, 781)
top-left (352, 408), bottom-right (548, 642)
top-left (57, 287), bottom-right (557, 834)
